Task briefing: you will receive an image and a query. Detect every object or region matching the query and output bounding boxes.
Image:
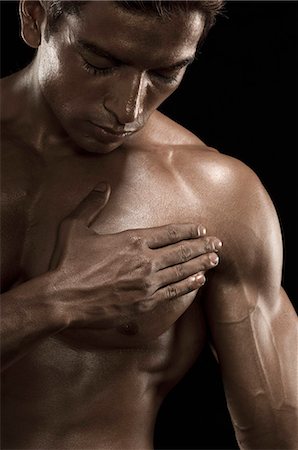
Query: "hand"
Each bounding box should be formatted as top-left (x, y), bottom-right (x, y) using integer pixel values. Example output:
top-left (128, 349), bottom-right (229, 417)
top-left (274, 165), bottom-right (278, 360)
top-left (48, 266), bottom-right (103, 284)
top-left (50, 182), bottom-right (222, 332)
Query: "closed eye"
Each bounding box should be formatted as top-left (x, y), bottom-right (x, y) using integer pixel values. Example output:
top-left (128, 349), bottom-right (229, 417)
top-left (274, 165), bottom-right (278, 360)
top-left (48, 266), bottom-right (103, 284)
top-left (82, 59), bottom-right (117, 76)
top-left (152, 66), bottom-right (186, 83)
top-left (151, 69), bottom-right (184, 84)
top-left (151, 57), bottom-right (196, 84)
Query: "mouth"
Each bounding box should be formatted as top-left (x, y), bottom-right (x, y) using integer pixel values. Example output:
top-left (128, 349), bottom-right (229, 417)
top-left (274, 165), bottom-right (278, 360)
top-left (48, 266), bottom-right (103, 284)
top-left (89, 122), bottom-right (137, 138)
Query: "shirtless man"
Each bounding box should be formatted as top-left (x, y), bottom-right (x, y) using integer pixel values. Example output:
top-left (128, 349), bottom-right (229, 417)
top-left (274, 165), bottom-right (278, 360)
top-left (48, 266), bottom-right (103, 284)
top-left (1, 1), bottom-right (297, 449)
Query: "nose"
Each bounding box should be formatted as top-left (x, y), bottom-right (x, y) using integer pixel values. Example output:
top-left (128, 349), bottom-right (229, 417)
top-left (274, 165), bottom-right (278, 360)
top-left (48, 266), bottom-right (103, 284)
top-left (104, 70), bottom-right (146, 127)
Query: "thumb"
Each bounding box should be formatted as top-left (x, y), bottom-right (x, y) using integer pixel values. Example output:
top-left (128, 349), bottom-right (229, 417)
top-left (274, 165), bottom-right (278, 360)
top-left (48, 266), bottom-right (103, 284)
top-left (69, 182), bottom-right (111, 227)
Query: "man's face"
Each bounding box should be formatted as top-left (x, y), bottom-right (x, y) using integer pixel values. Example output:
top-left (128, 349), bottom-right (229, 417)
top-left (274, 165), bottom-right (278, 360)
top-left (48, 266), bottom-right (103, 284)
top-left (36, 1), bottom-right (204, 153)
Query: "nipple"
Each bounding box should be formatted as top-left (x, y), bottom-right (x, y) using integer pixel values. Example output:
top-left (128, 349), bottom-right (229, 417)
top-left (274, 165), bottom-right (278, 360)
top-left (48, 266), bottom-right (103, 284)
top-left (117, 321), bottom-right (139, 336)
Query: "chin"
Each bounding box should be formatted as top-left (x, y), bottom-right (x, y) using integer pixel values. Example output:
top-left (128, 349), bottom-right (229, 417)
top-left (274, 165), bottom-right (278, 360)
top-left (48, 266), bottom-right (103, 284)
top-left (72, 132), bottom-right (123, 155)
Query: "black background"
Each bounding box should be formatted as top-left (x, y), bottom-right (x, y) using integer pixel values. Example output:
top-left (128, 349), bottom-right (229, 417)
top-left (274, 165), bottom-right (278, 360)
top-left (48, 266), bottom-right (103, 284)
top-left (1, 1), bottom-right (297, 449)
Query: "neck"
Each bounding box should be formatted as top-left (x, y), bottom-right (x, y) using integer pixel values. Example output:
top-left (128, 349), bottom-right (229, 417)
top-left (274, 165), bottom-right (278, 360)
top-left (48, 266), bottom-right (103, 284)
top-left (3, 60), bottom-right (75, 156)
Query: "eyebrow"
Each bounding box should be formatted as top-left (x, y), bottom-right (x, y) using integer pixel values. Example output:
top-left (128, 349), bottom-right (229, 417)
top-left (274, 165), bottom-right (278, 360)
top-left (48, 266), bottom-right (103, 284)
top-left (77, 38), bottom-right (196, 71)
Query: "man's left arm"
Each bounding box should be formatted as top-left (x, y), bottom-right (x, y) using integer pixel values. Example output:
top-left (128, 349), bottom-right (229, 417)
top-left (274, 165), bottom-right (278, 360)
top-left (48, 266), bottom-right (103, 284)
top-left (203, 169), bottom-right (298, 449)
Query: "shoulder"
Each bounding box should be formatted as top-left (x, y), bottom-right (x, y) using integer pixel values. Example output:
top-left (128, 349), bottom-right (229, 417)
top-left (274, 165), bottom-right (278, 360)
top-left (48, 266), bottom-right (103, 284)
top-left (168, 144), bottom-right (285, 304)
top-left (130, 109), bottom-right (280, 258)
top-left (139, 110), bottom-right (277, 230)
top-left (160, 137), bottom-right (283, 278)
top-left (140, 110), bottom-right (263, 191)
top-left (151, 122), bottom-right (268, 210)
top-left (188, 150), bottom-right (283, 282)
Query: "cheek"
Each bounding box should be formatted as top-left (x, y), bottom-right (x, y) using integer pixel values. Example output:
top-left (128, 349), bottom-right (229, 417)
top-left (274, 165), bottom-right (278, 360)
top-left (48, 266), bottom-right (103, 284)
top-left (37, 43), bottom-right (63, 89)
top-left (37, 45), bottom-right (88, 117)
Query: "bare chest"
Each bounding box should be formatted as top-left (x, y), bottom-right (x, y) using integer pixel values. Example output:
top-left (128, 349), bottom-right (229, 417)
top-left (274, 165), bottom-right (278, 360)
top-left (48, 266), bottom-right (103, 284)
top-left (18, 148), bottom-right (203, 281)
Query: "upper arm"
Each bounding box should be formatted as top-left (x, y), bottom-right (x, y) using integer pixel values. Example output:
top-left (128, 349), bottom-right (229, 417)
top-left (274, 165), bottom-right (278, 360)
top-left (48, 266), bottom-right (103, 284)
top-left (201, 159), bottom-right (298, 447)
top-left (205, 160), bottom-right (287, 323)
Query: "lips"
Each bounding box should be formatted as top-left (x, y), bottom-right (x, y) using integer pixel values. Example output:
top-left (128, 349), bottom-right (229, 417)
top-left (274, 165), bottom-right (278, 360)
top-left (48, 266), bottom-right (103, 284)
top-left (90, 122), bottom-right (136, 137)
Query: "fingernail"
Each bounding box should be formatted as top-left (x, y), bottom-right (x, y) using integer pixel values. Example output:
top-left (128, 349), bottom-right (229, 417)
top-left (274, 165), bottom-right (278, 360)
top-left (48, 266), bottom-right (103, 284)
top-left (94, 182), bottom-right (108, 192)
top-left (209, 253), bottom-right (219, 265)
top-left (196, 274), bottom-right (206, 285)
top-left (198, 225), bottom-right (207, 236)
top-left (214, 239), bottom-right (222, 251)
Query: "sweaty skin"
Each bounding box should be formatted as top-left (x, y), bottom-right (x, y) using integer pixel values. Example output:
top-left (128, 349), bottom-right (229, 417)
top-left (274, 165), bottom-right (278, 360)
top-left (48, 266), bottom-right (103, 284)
top-left (1, 1), bottom-right (297, 449)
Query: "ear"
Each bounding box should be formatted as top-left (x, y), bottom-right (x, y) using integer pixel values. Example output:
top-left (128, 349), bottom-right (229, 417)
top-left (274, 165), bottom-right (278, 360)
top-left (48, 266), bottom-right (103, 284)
top-left (19, 1), bottom-right (45, 48)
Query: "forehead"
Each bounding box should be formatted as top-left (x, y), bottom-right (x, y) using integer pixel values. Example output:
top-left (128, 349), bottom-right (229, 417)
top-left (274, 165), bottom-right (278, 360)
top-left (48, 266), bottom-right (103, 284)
top-left (64, 1), bottom-right (204, 66)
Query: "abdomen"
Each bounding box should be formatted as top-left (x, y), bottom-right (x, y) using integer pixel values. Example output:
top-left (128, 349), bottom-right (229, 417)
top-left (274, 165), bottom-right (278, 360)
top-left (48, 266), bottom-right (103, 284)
top-left (1, 301), bottom-right (206, 449)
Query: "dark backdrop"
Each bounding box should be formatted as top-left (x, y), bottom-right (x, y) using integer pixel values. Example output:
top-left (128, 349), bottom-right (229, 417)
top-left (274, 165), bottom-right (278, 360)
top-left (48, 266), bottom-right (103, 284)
top-left (1, 1), bottom-right (297, 449)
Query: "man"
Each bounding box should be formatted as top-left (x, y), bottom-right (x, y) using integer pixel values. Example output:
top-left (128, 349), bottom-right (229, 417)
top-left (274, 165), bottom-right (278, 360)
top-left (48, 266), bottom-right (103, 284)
top-left (1, 1), bottom-right (297, 449)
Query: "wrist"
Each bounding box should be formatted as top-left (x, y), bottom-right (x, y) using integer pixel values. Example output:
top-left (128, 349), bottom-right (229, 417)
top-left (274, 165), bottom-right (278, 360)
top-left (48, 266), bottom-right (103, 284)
top-left (36, 269), bottom-right (72, 332)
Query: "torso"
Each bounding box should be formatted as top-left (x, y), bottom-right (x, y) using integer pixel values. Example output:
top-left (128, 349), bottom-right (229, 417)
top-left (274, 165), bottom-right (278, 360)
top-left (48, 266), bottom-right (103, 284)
top-left (1, 76), bottom-right (224, 449)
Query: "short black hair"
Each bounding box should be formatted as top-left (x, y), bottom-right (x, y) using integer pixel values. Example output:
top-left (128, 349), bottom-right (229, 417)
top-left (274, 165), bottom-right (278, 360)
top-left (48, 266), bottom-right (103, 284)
top-left (41, 1), bottom-right (225, 45)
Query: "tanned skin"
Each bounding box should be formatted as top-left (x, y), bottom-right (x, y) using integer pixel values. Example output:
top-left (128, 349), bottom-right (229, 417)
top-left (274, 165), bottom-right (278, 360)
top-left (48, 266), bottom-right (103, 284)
top-left (1, 2), bottom-right (297, 449)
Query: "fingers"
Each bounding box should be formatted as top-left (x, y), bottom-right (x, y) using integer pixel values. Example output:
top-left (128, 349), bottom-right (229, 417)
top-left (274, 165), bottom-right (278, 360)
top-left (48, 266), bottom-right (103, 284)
top-left (146, 223), bottom-right (207, 249)
top-left (69, 182), bottom-right (111, 227)
top-left (151, 272), bottom-right (206, 305)
top-left (154, 236), bottom-right (222, 270)
top-left (154, 252), bottom-right (219, 289)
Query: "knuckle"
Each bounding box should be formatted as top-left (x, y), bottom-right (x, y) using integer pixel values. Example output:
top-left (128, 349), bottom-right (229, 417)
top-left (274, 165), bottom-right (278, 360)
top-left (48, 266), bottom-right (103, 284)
top-left (175, 263), bottom-right (185, 280)
top-left (166, 285), bottom-right (179, 300)
top-left (142, 257), bottom-right (154, 276)
top-left (167, 225), bottom-right (179, 241)
top-left (150, 257), bottom-right (158, 272)
top-left (179, 244), bottom-right (192, 262)
top-left (140, 277), bottom-right (152, 294)
top-left (204, 237), bottom-right (214, 252)
top-left (131, 254), bottom-right (143, 270)
top-left (137, 298), bottom-right (155, 313)
top-left (137, 300), bottom-right (149, 312)
top-left (128, 232), bottom-right (143, 248)
top-left (138, 274), bottom-right (156, 297)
